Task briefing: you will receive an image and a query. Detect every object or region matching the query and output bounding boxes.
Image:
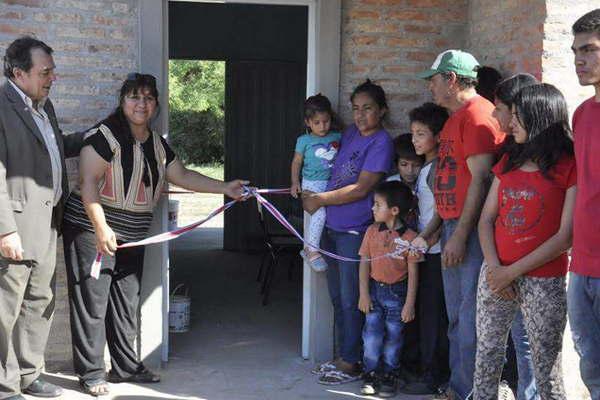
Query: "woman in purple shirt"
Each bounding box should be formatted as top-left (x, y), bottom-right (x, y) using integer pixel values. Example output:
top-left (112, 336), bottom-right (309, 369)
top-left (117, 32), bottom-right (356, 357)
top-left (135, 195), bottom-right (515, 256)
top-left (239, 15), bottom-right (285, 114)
top-left (304, 80), bottom-right (394, 385)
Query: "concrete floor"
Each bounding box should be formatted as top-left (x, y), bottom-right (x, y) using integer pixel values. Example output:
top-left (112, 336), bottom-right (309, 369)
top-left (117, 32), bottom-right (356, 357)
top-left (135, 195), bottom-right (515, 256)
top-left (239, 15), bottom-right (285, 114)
top-left (42, 228), bottom-right (427, 400)
top-left (41, 227), bottom-right (589, 399)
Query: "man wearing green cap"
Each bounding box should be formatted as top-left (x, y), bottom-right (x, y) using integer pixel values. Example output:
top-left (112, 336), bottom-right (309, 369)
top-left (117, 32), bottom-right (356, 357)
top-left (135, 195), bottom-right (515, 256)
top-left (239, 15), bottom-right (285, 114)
top-left (418, 50), bottom-right (505, 400)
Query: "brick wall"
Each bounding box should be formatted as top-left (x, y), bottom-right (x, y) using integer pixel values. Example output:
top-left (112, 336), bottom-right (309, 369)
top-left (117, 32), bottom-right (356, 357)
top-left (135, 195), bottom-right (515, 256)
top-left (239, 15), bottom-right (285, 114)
top-left (0, 0), bottom-right (139, 371)
top-left (543, 0), bottom-right (596, 115)
top-left (468, 0), bottom-right (546, 79)
top-left (338, 0), bottom-right (468, 135)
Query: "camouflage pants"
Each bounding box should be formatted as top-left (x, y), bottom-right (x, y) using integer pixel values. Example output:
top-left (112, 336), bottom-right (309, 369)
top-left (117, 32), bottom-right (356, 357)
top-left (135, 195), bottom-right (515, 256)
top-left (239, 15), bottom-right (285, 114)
top-left (473, 264), bottom-right (566, 400)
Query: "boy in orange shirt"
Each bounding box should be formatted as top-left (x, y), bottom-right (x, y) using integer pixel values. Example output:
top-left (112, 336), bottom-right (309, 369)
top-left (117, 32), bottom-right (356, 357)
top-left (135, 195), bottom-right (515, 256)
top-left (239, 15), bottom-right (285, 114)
top-left (358, 181), bottom-right (420, 398)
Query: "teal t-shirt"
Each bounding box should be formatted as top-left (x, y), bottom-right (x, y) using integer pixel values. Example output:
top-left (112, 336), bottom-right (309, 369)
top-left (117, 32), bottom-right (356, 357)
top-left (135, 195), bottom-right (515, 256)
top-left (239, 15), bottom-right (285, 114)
top-left (295, 131), bottom-right (342, 181)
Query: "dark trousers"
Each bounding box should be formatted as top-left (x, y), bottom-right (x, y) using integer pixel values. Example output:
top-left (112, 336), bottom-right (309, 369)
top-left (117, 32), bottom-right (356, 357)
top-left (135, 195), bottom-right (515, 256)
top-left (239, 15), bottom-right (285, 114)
top-left (0, 230), bottom-right (57, 399)
top-left (63, 222), bottom-right (145, 382)
top-left (418, 253), bottom-right (449, 384)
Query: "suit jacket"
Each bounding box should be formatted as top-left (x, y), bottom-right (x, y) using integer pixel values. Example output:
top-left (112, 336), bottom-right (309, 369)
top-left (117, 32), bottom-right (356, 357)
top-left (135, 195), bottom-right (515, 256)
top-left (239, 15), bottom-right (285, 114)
top-left (0, 79), bottom-right (69, 262)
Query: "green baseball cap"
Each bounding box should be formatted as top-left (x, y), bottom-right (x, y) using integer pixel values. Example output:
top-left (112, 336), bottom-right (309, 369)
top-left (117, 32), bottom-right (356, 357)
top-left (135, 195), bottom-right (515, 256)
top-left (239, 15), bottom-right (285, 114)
top-left (418, 49), bottom-right (480, 79)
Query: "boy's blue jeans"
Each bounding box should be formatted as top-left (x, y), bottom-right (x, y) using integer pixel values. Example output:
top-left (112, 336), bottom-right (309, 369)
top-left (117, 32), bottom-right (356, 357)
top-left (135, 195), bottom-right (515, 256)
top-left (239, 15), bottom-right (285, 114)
top-left (363, 279), bottom-right (407, 374)
top-left (441, 219), bottom-right (482, 400)
top-left (322, 228), bottom-right (365, 364)
top-left (567, 272), bottom-right (600, 400)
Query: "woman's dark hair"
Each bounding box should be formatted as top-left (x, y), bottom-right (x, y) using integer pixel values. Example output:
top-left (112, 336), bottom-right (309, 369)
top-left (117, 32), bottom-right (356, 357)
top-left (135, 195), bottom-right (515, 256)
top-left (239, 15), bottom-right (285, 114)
top-left (572, 8), bottom-right (600, 36)
top-left (495, 74), bottom-right (539, 156)
top-left (475, 66), bottom-right (503, 102)
top-left (3, 36), bottom-right (53, 78)
top-left (374, 180), bottom-right (415, 219)
top-left (303, 93), bottom-right (342, 131)
top-left (408, 102), bottom-right (449, 137)
top-left (503, 83), bottom-right (574, 177)
top-left (101, 73), bottom-right (160, 142)
top-left (350, 79), bottom-right (388, 111)
top-left (118, 73), bottom-right (159, 107)
top-left (495, 73), bottom-right (538, 108)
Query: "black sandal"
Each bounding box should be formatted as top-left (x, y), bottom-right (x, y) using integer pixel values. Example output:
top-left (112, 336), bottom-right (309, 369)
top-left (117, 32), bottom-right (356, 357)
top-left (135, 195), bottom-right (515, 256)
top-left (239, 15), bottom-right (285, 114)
top-left (107, 368), bottom-right (160, 384)
top-left (80, 378), bottom-right (110, 397)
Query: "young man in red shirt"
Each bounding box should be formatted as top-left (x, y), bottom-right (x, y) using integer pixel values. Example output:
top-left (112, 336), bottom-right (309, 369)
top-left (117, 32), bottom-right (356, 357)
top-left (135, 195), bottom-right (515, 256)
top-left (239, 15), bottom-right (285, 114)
top-left (568, 9), bottom-right (600, 400)
top-left (418, 50), bottom-right (504, 400)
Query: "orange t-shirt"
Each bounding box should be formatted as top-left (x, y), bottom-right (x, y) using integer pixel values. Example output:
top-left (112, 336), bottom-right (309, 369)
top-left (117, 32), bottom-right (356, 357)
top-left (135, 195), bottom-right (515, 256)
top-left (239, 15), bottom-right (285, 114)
top-left (435, 95), bottom-right (505, 219)
top-left (359, 223), bottom-right (419, 284)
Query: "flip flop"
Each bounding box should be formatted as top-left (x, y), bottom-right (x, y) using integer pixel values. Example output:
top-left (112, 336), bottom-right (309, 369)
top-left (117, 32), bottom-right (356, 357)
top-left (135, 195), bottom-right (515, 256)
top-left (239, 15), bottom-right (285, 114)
top-left (80, 378), bottom-right (109, 397)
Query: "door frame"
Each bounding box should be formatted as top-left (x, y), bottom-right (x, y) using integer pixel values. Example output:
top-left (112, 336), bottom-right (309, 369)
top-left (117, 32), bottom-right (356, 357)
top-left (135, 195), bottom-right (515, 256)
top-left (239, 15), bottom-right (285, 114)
top-left (139, 0), bottom-right (341, 364)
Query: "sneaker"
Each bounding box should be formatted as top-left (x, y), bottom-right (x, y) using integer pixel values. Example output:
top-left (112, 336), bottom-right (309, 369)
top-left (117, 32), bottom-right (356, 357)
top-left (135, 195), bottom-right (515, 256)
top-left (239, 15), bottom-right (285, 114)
top-left (433, 388), bottom-right (454, 400)
top-left (360, 371), bottom-right (379, 395)
top-left (498, 380), bottom-right (516, 400)
top-left (378, 372), bottom-right (396, 398)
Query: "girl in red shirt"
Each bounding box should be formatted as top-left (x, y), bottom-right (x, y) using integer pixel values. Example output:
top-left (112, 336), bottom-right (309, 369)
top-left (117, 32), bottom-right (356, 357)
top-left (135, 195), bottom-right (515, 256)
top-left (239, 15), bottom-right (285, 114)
top-left (473, 83), bottom-right (576, 400)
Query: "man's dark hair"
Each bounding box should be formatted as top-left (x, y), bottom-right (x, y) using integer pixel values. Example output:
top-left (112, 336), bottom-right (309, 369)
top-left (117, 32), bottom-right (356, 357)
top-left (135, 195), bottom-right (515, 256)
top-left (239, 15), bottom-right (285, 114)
top-left (572, 9), bottom-right (600, 36)
top-left (3, 36), bottom-right (53, 78)
top-left (374, 180), bottom-right (415, 219)
top-left (505, 83), bottom-right (574, 178)
top-left (408, 102), bottom-right (449, 137)
top-left (495, 73), bottom-right (539, 109)
top-left (476, 66), bottom-right (503, 102)
top-left (393, 133), bottom-right (424, 164)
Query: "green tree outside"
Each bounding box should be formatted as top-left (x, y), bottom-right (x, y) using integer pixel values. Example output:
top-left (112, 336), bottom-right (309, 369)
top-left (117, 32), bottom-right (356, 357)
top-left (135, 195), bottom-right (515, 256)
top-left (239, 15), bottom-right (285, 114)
top-left (168, 60), bottom-right (225, 165)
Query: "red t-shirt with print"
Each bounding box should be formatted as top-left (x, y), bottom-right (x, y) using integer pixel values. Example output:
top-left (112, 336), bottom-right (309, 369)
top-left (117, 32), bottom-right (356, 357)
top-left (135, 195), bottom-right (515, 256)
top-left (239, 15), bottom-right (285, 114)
top-left (435, 95), bottom-right (504, 220)
top-left (571, 97), bottom-right (600, 277)
top-left (492, 154), bottom-right (577, 277)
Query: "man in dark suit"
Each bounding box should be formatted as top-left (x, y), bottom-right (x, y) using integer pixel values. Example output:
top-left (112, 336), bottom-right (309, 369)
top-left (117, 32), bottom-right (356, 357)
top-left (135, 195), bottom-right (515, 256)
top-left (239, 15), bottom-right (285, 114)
top-left (0, 37), bottom-right (68, 399)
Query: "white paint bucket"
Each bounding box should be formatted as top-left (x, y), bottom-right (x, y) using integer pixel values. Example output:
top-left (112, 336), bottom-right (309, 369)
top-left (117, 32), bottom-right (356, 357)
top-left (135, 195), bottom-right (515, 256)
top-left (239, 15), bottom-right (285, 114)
top-left (168, 199), bottom-right (180, 231)
top-left (169, 283), bottom-right (190, 333)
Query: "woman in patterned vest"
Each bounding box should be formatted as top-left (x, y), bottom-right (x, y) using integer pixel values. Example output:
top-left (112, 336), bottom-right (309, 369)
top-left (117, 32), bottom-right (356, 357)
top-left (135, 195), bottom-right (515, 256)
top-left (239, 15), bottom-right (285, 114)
top-left (62, 73), bottom-right (247, 396)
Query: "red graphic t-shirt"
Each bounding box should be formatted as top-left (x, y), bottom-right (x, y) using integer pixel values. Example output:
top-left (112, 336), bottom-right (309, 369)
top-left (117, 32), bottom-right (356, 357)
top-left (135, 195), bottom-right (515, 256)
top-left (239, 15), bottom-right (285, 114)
top-left (492, 154), bottom-right (577, 277)
top-left (435, 95), bottom-right (504, 220)
top-left (571, 97), bottom-right (600, 277)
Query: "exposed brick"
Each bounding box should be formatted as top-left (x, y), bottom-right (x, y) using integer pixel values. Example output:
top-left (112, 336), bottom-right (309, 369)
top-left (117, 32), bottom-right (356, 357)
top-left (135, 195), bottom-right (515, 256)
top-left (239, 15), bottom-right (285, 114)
top-left (385, 36), bottom-right (426, 47)
top-left (360, 0), bottom-right (405, 4)
top-left (404, 24), bottom-right (441, 34)
top-left (92, 15), bottom-right (129, 26)
top-left (2, 0), bottom-right (43, 7)
top-left (406, 51), bottom-right (437, 62)
top-left (388, 10), bottom-right (427, 21)
top-left (33, 12), bottom-right (82, 23)
top-left (346, 10), bottom-right (379, 19)
top-left (0, 11), bottom-right (23, 19)
top-left (357, 50), bottom-right (401, 61)
top-left (56, 26), bottom-right (106, 39)
top-left (351, 35), bottom-right (380, 45)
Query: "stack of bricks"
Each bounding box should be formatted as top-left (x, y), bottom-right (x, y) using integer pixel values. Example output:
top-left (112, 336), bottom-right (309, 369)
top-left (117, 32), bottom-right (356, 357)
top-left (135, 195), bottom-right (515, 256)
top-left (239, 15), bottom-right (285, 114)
top-left (338, 0), bottom-right (469, 134)
top-left (0, 0), bottom-right (140, 371)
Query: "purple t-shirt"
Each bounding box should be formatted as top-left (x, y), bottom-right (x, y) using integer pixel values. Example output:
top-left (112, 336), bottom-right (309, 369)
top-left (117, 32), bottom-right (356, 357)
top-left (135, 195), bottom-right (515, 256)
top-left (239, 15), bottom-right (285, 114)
top-left (325, 124), bottom-right (394, 232)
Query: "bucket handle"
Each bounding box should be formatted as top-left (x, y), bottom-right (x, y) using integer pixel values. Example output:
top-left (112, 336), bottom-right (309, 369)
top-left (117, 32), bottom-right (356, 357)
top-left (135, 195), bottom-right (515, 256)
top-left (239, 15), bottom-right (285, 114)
top-left (170, 283), bottom-right (189, 298)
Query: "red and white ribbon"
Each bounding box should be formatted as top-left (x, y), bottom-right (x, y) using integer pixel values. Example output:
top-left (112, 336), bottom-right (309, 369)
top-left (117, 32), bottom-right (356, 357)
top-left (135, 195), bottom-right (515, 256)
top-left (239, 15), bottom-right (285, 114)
top-left (90, 186), bottom-right (425, 279)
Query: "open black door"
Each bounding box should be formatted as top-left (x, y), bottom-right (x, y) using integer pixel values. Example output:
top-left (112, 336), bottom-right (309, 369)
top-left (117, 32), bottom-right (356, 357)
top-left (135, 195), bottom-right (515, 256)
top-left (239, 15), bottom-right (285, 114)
top-left (224, 61), bottom-right (306, 251)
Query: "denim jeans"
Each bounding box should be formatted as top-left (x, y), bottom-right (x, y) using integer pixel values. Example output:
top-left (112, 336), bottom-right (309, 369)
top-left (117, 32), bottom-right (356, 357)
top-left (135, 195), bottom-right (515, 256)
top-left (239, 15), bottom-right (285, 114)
top-left (511, 310), bottom-right (538, 400)
top-left (441, 219), bottom-right (482, 400)
top-left (363, 279), bottom-right (407, 374)
top-left (322, 228), bottom-right (365, 364)
top-left (567, 272), bottom-right (600, 400)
